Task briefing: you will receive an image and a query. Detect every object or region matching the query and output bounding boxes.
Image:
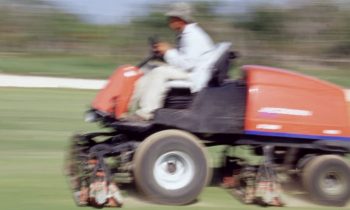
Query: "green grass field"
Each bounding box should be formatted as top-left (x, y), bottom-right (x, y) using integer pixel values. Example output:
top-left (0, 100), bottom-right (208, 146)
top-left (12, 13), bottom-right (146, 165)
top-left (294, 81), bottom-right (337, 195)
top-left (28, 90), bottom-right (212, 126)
top-left (1, 87), bottom-right (348, 210)
top-left (0, 55), bottom-right (140, 79)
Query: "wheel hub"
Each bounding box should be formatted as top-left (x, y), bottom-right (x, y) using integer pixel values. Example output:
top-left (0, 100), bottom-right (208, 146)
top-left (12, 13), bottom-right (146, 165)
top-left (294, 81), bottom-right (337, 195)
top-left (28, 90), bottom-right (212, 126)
top-left (153, 151), bottom-right (195, 190)
top-left (320, 171), bottom-right (345, 196)
top-left (167, 162), bottom-right (177, 174)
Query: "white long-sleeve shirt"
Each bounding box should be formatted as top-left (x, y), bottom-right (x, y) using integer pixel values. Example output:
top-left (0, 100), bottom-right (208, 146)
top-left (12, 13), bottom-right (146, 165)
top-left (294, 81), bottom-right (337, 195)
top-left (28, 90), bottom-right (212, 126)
top-left (164, 23), bottom-right (215, 71)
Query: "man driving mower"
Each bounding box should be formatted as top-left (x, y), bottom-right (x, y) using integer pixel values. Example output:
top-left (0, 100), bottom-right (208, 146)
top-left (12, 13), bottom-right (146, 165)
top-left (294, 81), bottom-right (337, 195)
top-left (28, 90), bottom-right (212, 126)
top-left (128, 2), bottom-right (215, 121)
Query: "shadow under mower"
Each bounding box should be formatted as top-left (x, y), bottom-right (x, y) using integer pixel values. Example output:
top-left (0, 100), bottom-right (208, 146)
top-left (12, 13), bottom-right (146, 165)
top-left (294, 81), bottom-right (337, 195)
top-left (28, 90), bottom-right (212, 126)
top-left (65, 40), bottom-right (350, 207)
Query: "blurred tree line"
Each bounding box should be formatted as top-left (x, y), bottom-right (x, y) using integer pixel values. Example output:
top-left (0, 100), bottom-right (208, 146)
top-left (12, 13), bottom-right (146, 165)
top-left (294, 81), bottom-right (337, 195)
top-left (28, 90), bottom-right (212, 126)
top-left (0, 0), bottom-right (349, 66)
top-left (235, 2), bottom-right (350, 57)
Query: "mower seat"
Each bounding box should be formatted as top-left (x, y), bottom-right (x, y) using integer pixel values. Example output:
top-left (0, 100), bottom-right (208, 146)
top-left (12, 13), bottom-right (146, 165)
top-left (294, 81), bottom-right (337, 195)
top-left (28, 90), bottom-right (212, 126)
top-left (163, 42), bottom-right (233, 109)
top-left (166, 42), bottom-right (233, 92)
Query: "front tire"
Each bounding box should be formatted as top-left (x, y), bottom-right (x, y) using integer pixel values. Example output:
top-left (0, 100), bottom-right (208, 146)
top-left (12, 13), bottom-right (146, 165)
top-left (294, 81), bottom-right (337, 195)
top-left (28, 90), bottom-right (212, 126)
top-left (133, 129), bottom-right (211, 205)
top-left (302, 155), bottom-right (350, 206)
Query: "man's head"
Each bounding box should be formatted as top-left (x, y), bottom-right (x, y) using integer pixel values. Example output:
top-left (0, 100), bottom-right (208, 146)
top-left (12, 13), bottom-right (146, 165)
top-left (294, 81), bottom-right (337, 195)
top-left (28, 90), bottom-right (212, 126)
top-left (166, 2), bottom-right (193, 33)
top-left (168, 16), bottom-right (187, 33)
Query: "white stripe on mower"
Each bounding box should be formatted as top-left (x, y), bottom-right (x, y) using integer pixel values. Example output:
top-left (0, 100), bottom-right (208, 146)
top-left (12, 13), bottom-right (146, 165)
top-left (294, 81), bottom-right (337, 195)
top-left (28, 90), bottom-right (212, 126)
top-left (346, 89), bottom-right (350, 102)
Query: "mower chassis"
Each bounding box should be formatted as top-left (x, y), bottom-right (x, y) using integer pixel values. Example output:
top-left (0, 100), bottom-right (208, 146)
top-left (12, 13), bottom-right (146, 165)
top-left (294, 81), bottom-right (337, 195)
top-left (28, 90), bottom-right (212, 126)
top-left (66, 127), bottom-right (350, 207)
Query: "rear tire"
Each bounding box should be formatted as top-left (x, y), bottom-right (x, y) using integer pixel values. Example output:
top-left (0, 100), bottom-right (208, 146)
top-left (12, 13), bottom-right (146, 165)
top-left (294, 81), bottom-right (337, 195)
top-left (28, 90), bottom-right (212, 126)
top-left (133, 129), bottom-right (211, 205)
top-left (302, 155), bottom-right (350, 206)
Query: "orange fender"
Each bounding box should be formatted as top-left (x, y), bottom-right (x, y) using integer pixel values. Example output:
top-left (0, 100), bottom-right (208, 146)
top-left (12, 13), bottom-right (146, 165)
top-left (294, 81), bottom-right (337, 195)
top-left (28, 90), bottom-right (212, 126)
top-left (92, 65), bottom-right (143, 118)
top-left (243, 65), bottom-right (350, 140)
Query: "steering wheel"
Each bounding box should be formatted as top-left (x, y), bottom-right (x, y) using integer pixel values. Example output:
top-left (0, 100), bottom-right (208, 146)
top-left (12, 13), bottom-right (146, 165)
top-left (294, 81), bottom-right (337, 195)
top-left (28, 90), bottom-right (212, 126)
top-left (149, 36), bottom-right (163, 59)
top-left (137, 36), bottom-right (162, 68)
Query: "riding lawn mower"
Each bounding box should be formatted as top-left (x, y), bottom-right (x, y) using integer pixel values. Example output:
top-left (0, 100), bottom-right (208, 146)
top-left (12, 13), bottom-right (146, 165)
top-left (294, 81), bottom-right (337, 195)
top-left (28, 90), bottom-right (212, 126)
top-left (65, 38), bottom-right (350, 207)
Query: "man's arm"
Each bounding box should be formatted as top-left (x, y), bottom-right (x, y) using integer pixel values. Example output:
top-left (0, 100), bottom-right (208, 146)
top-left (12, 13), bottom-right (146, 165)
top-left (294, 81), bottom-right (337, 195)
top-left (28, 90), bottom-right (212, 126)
top-left (155, 25), bottom-right (215, 71)
top-left (154, 42), bottom-right (195, 71)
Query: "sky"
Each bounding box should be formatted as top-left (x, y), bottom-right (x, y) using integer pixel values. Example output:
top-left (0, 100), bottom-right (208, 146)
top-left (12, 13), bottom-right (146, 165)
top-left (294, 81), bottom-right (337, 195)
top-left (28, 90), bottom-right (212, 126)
top-left (46, 0), bottom-right (152, 24)
top-left (45, 0), bottom-right (290, 24)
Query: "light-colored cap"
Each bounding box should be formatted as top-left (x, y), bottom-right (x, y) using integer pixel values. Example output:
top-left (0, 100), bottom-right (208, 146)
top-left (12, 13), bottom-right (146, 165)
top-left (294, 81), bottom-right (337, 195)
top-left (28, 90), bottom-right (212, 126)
top-left (166, 2), bottom-right (194, 23)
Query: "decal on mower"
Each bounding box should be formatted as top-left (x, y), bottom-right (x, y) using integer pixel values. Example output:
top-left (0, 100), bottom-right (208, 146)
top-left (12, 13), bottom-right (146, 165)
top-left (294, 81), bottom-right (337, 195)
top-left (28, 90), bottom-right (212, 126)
top-left (123, 70), bottom-right (138, 77)
top-left (323, 130), bottom-right (342, 135)
top-left (258, 107), bottom-right (313, 117)
top-left (256, 124), bottom-right (282, 130)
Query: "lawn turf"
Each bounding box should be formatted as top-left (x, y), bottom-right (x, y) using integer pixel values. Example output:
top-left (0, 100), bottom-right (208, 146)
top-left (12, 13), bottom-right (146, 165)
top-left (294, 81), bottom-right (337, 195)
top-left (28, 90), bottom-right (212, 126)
top-left (0, 87), bottom-right (348, 210)
top-left (0, 55), bottom-right (137, 79)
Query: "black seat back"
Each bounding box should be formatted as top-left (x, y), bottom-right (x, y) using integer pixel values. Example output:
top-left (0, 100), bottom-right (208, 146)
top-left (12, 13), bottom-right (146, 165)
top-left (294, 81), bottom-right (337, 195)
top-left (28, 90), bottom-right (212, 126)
top-left (208, 50), bottom-right (236, 87)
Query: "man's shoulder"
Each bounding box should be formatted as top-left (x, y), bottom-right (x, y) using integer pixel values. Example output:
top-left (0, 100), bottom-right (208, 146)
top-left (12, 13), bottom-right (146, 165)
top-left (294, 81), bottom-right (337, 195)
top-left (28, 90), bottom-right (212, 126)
top-left (184, 23), bottom-right (202, 33)
top-left (183, 23), bottom-right (210, 38)
top-left (183, 23), bottom-right (213, 43)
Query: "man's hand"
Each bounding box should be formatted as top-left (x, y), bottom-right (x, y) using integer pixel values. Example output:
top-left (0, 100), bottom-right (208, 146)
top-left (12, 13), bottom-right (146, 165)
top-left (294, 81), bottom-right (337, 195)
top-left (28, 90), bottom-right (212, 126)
top-left (154, 42), bottom-right (172, 56)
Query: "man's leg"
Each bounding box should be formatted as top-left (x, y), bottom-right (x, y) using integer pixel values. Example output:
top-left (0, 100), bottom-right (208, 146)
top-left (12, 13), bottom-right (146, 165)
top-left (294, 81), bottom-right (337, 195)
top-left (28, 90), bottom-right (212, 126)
top-left (128, 73), bottom-right (152, 112)
top-left (136, 66), bottom-right (189, 120)
top-left (128, 62), bottom-right (167, 113)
